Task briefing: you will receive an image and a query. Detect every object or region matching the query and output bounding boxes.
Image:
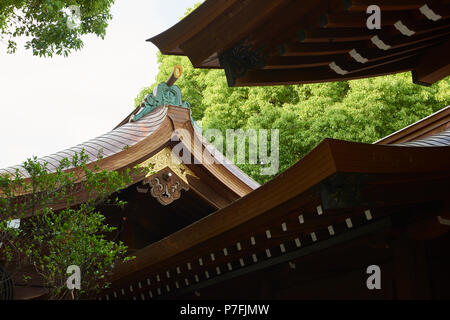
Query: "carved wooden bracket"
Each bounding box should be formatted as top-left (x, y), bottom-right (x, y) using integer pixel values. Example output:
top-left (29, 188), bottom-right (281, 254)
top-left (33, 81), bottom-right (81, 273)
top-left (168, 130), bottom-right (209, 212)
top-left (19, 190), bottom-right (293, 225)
top-left (218, 42), bottom-right (265, 86)
top-left (143, 167), bottom-right (189, 206)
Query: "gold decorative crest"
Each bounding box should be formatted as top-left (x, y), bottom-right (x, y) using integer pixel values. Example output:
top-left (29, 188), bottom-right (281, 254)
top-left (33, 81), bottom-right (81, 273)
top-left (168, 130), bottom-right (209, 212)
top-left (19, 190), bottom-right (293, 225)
top-left (139, 147), bottom-right (197, 184)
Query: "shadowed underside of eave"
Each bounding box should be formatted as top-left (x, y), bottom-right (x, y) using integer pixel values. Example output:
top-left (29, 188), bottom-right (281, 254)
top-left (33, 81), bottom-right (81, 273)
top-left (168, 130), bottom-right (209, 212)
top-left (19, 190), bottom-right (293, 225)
top-left (102, 137), bottom-right (450, 299)
top-left (148, 0), bottom-right (450, 87)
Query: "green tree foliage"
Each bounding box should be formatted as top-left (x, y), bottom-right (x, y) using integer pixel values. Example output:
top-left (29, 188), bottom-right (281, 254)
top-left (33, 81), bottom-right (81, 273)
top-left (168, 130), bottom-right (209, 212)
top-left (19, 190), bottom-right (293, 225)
top-left (0, 151), bottom-right (150, 299)
top-left (136, 4), bottom-right (449, 185)
top-left (0, 0), bottom-right (115, 56)
top-left (137, 53), bottom-right (449, 185)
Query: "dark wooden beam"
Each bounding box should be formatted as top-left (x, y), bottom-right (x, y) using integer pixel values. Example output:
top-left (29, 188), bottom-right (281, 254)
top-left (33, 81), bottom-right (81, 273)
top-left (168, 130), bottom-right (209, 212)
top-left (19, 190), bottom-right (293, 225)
top-left (295, 18), bottom-right (449, 47)
top-left (160, 218), bottom-right (392, 299)
top-left (180, 0), bottom-right (290, 66)
top-left (320, 171), bottom-right (450, 210)
top-left (148, 0), bottom-right (241, 54)
top-left (264, 55), bottom-right (336, 69)
top-left (321, 11), bottom-right (421, 28)
top-left (186, 167), bottom-right (240, 209)
top-left (343, 51), bottom-right (421, 75)
top-left (322, 25), bottom-right (450, 78)
top-left (257, 26), bottom-right (449, 85)
top-left (404, 206), bottom-right (450, 240)
top-left (344, 0), bottom-right (439, 11)
top-left (423, 3), bottom-right (450, 20)
top-left (284, 41), bottom-right (364, 56)
top-left (108, 139), bottom-right (450, 288)
top-left (393, 238), bottom-right (432, 299)
top-left (332, 40), bottom-right (441, 75)
top-left (412, 40), bottom-right (450, 85)
top-left (283, 25), bottom-right (449, 57)
top-left (245, 0), bottom-right (338, 52)
top-left (266, 42), bottom-right (429, 71)
top-left (233, 56), bottom-right (416, 86)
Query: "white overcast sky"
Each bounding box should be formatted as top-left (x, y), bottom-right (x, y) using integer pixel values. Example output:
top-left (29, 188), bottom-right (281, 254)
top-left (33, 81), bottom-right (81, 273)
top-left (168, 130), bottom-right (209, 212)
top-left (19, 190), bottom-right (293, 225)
top-left (0, 0), bottom-right (199, 168)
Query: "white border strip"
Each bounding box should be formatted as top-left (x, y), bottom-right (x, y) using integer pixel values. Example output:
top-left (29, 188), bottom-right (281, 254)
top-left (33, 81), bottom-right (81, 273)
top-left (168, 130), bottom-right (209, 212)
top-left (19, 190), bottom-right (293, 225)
top-left (349, 49), bottom-right (368, 63)
top-left (329, 62), bottom-right (349, 75)
top-left (371, 36), bottom-right (391, 50)
top-left (420, 4), bottom-right (442, 21)
top-left (438, 216), bottom-right (450, 226)
top-left (394, 21), bottom-right (415, 37)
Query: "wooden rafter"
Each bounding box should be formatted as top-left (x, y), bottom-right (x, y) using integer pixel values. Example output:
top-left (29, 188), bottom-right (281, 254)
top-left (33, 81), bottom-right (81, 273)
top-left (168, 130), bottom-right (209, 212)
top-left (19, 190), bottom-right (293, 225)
top-left (148, 0), bottom-right (241, 54)
top-left (179, 0), bottom-right (290, 67)
top-left (245, 0), bottom-right (333, 53)
top-left (321, 10), bottom-right (422, 28)
top-left (299, 28), bottom-right (377, 43)
top-left (375, 106), bottom-right (449, 144)
top-left (329, 33), bottom-right (449, 75)
top-left (344, 0), bottom-right (443, 12)
top-left (234, 56), bottom-right (416, 86)
top-left (413, 40), bottom-right (450, 85)
top-left (148, 0), bottom-right (450, 86)
top-left (102, 137), bottom-right (450, 298)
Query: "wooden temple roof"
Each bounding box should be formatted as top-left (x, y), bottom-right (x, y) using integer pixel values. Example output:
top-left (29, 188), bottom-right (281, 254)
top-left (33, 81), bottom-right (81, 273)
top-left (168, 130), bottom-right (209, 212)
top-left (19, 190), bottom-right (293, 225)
top-left (148, 0), bottom-right (450, 87)
top-left (100, 106), bottom-right (450, 300)
top-left (375, 105), bottom-right (450, 144)
top-left (2, 81), bottom-right (263, 299)
top-left (0, 107), bottom-right (169, 178)
top-left (393, 129), bottom-right (450, 146)
top-left (0, 102), bottom-right (259, 210)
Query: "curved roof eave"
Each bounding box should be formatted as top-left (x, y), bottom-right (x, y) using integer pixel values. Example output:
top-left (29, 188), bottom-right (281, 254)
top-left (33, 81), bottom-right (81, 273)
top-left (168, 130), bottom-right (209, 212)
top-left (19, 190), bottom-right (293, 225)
top-left (0, 105), bottom-right (259, 201)
top-left (106, 137), bottom-right (450, 290)
top-left (0, 106), bottom-right (169, 178)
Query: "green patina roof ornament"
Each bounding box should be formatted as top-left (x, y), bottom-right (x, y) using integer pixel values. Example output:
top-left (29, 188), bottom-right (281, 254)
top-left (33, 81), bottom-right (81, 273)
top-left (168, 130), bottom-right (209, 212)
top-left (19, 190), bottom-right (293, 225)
top-left (132, 66), bottom-right (190, 122)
